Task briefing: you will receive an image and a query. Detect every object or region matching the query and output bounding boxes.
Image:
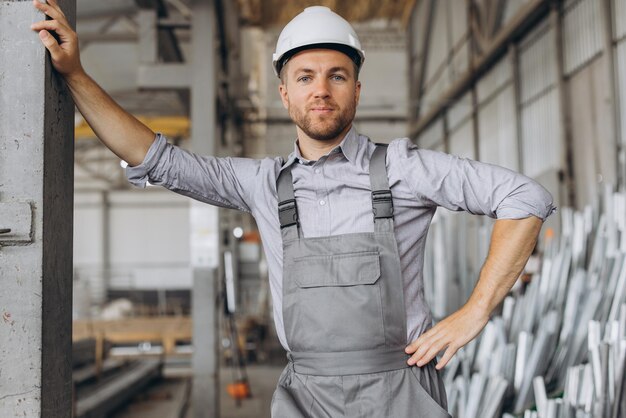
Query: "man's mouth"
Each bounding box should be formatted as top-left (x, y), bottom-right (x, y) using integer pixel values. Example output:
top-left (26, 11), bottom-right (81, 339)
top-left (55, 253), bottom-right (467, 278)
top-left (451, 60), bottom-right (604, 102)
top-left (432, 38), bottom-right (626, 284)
top-left (310, 107), bottom-right (334, 113)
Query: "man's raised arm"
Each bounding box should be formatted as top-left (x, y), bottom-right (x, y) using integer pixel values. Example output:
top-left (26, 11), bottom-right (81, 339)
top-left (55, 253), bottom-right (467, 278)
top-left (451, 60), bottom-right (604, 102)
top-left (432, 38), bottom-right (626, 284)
top-left (30, 0), bottom-right (155, 167)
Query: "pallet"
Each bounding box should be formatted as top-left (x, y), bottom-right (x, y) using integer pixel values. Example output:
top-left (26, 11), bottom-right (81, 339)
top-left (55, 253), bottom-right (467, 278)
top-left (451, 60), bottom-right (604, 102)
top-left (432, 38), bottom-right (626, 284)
top-left (73, 316), bottom-right (192, 356)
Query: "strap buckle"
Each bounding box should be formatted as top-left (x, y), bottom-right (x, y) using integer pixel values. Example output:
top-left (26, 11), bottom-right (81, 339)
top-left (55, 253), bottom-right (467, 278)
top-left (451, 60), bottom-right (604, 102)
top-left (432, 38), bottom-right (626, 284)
top-left (371, 190), bottom-right (393, 219)
top-left (278, 199), bottom-right (299, 228)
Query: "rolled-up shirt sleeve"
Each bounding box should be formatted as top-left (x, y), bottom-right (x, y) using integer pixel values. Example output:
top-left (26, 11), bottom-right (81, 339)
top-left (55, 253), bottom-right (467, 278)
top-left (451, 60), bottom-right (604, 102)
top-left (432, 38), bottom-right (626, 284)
top-left (394, 138), bottom-right (557, 221)
top-left (126, 133), bottom-right (261, 213)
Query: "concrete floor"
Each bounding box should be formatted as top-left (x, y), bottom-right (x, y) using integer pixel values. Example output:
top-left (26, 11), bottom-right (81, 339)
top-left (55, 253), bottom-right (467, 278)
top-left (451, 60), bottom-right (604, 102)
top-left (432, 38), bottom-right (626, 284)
top-left (216, 364), bottom-right (284, 418)
top-left (112, 376), bottom-right (189, 418)
top-left (111, 362), bottom-right (285, 418)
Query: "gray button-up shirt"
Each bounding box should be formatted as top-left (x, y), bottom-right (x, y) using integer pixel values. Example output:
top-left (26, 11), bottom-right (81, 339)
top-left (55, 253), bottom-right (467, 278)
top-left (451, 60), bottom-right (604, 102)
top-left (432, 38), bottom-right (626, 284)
top-left (127, 126), bottom-right (556, 350)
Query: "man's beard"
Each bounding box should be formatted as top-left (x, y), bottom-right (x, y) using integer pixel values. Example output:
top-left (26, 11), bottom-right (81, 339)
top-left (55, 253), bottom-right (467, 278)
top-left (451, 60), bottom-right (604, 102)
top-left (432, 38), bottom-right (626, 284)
top-left (288, 100), bottom-right (356, 141)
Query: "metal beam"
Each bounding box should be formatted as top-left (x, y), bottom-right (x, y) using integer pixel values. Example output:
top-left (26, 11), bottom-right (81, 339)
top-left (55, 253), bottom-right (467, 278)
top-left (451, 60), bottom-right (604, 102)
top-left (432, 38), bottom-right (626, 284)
top-left (401, 0), bottom-right (419, 27)
top-left (487, 0), bottom-right (507, 38)
top-left (413, 0), bottom-right (435, 120)
top-left (135, 0), bottom-right (184, 61)
top-left (138, 9), bottom-right (158, 63)
top-left (214, 0), bottom-right (229, 74)
top-left (410, 0), bottom-right (551, 139)
top-left (510, 43), bottom-right (524, 173)
top-left (79, 32), bottom-right (138, 43)
top-left (0, 1), bottom-right (75, 416)
top-left (467, 0), bottom-right (481, 160)
top-left (75, 360), bottom-right (162, 417)
top-left (599, 0), bottom-right (624, 190)
top-left (218, 0), bottom-right (246, 156)
top-left (79, 15), bottom-right (122, 51)
top-left (77, 2), bottom-right (137, 20)
top-left (135, 0), bottom-right (190, 114)
top-left (470, 0), bottom-right (490, 54)
top-left (158, 18), bottom-right (191, 29)
top-left (79, 31), bottom-right (191, 43)
top-left (552, 2), bottom-right (576, 208)
top-left (442, 109), bottom-right (450, 153)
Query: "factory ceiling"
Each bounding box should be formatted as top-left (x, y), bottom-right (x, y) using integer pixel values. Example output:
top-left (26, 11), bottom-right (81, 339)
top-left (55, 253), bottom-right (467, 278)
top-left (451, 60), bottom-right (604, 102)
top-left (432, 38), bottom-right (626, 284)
top-left (235, 0), bottom-right (417, 27)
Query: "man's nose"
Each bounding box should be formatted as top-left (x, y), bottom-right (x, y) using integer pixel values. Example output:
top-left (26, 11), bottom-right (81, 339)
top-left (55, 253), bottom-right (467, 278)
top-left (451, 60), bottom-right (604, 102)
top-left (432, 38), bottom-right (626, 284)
top-left (312, 78), bottom-right (331, 98)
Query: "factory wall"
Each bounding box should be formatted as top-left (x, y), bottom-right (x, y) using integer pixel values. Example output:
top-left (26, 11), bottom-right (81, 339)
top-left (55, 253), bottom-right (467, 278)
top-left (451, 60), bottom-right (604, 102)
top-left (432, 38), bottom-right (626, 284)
top-left (410, 0), bottom-right (624, 212)
top-left (73, 189), bottom-right (192, 309)
top-left (408, 0), bottom-right (626, 318)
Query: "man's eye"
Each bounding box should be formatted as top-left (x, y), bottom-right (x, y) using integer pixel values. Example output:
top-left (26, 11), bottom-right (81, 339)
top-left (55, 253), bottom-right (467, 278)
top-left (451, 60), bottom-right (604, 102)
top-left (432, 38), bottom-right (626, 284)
top-left (298, 76), bottom-right (311, 82)
top-left (331, 75), bottom-right (346, 81)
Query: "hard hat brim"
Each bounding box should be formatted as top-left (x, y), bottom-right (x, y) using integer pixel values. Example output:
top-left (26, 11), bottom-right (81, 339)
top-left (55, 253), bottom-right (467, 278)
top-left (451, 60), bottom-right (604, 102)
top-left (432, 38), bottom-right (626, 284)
top-left (273, 42), bottom-right (365, 77)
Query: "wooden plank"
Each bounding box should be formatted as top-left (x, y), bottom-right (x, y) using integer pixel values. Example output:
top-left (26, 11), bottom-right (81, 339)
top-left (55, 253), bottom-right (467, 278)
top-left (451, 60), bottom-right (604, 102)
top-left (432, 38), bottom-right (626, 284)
top-left (73, 317), bottom-right (192, 343)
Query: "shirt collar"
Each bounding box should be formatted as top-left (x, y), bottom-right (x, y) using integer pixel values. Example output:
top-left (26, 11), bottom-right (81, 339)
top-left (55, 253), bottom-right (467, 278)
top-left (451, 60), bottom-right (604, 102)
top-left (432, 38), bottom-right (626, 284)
top-left (281, 126), bottom-right (359, 170)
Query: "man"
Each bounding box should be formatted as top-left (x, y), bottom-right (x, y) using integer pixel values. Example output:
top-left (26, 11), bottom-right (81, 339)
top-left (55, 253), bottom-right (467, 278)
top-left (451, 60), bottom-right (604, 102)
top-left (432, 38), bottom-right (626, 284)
top-left (31, 3), bottom-right (555, 417)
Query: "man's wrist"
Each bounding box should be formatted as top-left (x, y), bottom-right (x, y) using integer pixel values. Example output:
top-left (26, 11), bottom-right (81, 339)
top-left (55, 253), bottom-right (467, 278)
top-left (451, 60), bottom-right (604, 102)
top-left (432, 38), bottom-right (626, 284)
top-left (463, 298), bottom-right (491, 321)
top-left (64, 67), bottom-right (88, 86)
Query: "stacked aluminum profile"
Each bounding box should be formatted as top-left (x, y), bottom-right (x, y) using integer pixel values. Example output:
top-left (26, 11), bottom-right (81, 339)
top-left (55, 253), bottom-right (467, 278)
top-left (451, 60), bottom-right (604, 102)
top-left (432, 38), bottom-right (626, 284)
top-left (427, 188), bottom-right (626, 418)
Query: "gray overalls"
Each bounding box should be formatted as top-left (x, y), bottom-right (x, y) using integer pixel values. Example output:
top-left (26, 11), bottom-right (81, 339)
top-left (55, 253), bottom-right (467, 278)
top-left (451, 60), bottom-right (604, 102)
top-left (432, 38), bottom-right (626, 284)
top-left (271, 144), bottom-right (451, 418)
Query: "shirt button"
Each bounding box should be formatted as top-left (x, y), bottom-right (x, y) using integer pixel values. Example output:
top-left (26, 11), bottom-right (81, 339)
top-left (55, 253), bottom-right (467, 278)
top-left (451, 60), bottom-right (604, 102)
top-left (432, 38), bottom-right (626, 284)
top-left (314, 168), bottom-right (321, 174)
top-left (319, 200), bottom-right (326, 206)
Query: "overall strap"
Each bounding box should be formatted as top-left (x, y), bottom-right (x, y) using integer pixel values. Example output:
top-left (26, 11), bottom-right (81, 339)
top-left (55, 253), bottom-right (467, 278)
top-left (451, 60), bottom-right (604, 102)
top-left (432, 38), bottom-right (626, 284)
top-left (369, 144), bottom-right (394, 233)
top-left (277, 144), bottom-right (393, 239)
top-left (276, 164), bottom-right (299, 240)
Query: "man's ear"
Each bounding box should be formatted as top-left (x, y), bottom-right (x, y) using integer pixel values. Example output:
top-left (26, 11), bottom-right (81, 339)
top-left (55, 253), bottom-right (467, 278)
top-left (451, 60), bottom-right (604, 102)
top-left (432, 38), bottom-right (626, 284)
top-left (355, 80), bottom-right (361, 106)
top-left (279, 83), bottom-right (289, 110)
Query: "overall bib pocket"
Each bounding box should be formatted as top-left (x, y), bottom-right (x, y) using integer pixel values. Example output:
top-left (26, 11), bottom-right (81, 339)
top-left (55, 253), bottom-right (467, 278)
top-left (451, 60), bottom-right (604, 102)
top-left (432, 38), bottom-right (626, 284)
top-left (284, 251), bottom-right (386, 352)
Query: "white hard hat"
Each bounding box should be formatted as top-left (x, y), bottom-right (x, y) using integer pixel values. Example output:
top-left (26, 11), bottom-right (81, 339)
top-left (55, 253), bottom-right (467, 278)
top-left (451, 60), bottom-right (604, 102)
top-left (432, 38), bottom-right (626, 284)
top-left (272, 6), bottom-right (365, 77)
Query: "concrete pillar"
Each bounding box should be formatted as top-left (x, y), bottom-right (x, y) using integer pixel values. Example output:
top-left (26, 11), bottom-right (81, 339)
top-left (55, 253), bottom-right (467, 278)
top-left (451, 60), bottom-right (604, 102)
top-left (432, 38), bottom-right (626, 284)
top-left (0, 1), bottom-right (75, 417)
top-left (190, 0), bottom-right (220, 417)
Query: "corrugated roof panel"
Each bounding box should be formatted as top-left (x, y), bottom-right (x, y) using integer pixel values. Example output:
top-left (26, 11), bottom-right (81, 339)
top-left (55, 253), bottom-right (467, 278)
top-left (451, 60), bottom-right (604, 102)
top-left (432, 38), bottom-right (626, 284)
top-left (425, 0), bottom-right (451, 88)
top-left (563, 0), bottom-right (604, 75)
top-left (449, 117), bottom-right (475, 159)
top-left (503, 0), bottom-right (533, 25)
top-left (521, 88), bottom-right (563, 177)
top-left (616, 40), bottom-right (626, 147)
top-left (519, 24), bottom-right (556, 104)
top-left (448, 3), bottom-right (469, 83)
top-left (448, 91), bottom-right (473, 131)
top-left (418, 116), bottom-right (444, 149)
top-left (421, 68), bottom-right (450, 116)
top-left (615, 0), bottom-right (626, 39)
top-left (450, 3), bottom-right (468, 45)
top-left (451, 40), bottom-right (470, 83)
top-left (477, 56), bottom-right (513, 104)
top-left (478, 85), bottom-right (519, 170)
top-left (408, 1), bottom-right (424, 61)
